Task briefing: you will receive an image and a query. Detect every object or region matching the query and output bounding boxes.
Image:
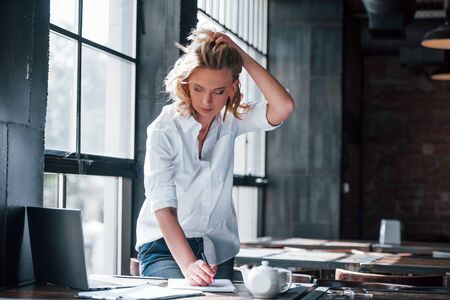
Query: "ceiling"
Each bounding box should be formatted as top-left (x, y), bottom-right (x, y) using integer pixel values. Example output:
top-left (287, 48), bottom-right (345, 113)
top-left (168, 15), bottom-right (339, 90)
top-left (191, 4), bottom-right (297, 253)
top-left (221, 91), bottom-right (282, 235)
top-left (346, 0), bottom-right (445, 17)
top-left (348, 0), bottom-right (447, 58)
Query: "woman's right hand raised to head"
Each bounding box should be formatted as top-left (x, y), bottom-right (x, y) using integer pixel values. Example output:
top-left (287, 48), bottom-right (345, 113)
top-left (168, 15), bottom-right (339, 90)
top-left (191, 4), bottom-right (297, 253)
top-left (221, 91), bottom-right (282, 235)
top-left (213, 32), bottom-right (249, 64)
top-left (184, 259), bottom-right (217, 286)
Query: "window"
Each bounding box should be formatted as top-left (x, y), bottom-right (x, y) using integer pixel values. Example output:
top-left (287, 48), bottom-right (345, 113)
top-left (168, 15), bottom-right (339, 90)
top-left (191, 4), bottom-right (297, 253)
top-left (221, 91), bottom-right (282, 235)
top-left (44, 0), bottom-right (137, 275)
top-left (196, 0), bottom-right (269, 241)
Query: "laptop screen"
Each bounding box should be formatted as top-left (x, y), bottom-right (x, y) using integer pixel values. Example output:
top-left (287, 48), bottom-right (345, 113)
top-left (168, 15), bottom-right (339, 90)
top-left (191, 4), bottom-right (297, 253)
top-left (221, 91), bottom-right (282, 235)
top-left (27, 206), bottom-right (90, 290)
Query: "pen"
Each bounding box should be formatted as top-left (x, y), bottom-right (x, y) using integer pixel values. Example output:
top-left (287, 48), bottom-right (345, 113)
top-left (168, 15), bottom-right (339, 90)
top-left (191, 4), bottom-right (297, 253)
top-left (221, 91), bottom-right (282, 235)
top-left (201, 252), bottom-right (215, 285)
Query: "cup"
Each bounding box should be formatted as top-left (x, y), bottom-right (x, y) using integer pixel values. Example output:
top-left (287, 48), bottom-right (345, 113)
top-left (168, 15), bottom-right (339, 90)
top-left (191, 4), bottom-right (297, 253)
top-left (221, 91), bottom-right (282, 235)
top-left (379, 219), bottom-right (401, 244)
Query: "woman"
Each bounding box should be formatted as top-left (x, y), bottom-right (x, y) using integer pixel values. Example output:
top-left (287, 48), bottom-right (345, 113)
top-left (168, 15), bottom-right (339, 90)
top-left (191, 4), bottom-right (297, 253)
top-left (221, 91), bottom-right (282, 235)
top-left (136, 29), bottom-right (294, 286)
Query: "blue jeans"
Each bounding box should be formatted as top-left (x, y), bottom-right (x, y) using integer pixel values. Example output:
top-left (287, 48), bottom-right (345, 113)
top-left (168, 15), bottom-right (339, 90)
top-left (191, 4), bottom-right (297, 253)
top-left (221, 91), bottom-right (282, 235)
top-left (138, 237), bottom-right (234, 280)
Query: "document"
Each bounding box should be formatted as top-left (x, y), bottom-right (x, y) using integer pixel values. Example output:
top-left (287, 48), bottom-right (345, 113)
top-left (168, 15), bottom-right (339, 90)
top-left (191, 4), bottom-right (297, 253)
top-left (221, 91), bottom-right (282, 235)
top-left (89, 274), bottom-right (163, 287)
top-left (168, 279), bottom-right (236, 293)
top-left (77, 283), bottom-right (203, 300)
top-left (433, 251), bottom-right (450, 258)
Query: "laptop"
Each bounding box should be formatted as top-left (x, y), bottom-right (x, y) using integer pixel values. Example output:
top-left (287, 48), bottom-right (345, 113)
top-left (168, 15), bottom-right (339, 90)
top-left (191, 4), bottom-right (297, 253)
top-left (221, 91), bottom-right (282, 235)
top-left (27, 206), bottom-right (129, 290)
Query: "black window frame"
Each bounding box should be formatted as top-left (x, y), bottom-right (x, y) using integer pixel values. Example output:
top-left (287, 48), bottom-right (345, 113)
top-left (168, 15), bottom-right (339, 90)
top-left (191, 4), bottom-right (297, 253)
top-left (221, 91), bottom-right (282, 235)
top-left (45, 0), bottom-right (137, 179)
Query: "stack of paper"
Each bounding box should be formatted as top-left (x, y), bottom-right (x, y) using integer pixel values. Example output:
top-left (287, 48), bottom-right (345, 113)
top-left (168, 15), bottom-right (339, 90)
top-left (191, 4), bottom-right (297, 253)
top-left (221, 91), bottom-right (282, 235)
top-left (168, 278), bottom-right (236, 293)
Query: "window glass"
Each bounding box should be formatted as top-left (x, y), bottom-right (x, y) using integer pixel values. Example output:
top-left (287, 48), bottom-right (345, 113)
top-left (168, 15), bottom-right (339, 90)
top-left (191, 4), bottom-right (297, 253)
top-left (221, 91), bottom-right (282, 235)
top-left (66, 174), bottom-right (119, 274)
top-left (82, 0), bottom-right (137, 57)
top-left (43, 173), bottom-right (58, 208)
top-left (46, 32), bottom-right (77, 152)
top-left (46, 0), bottom-right (136, 276)
top-left (81, 45), bottom-right (135, 159)
top-left (233, 186), bottom-right (259, 241)
top-left (50, 0), bottom-right (79, 33)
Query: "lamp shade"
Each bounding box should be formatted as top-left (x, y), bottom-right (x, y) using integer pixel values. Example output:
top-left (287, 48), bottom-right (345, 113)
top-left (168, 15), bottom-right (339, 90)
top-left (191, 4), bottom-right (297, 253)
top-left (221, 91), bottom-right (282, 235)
top-left (431, 65), bottom-right (450, 80)
top-left (421, 24), bottom-right (450, 49)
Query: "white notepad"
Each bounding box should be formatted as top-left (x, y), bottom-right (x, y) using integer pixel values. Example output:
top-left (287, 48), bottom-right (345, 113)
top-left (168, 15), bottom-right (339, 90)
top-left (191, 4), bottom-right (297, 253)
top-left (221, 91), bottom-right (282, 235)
top-left (168, 278), bottom-right (236, 293)
top-left (77, 283), bottom-right (203, 300)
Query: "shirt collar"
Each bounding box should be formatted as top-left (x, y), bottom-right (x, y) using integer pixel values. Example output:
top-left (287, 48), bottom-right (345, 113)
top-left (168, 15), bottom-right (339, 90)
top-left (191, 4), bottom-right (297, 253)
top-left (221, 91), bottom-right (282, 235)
top-left (178, 110), bottom-right (224, 133)
top-left (179, 114), bottom-right (199, 133)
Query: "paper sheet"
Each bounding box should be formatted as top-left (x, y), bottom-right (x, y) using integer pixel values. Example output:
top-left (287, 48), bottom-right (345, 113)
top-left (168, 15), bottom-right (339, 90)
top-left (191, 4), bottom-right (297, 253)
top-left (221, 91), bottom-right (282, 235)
top-left (168, 278), bottom-right (236, 293)
top-left (88, 274), bottom-right (163, 287)
top-left (78, 284), bottom-right (202, 300)
top-left (237, 248), bottom-right (286, 258)
top-left (268, 250), bottom-right (347, 261)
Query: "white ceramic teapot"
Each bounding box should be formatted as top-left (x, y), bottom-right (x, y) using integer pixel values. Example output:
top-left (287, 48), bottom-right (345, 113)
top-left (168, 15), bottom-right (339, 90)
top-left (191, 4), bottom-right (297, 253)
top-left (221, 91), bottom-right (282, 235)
top-left (239, 260), bottom-right (292, 298)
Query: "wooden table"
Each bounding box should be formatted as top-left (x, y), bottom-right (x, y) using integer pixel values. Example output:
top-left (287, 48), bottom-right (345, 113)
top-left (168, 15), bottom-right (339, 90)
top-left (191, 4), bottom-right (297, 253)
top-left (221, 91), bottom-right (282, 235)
top-left (0, 282), bottom-right (77, 299)
top-left (362, 290), bottom-right (450, 300)
top-left (235, 247), bottom-right (384, 272)
top-left (361, 255), bottom-right (450, 275)
top-left (0, 281), bottom-right (309, 299)
top-left (311, 281), bottom-right (450, 299)
top-left (243, 238), bottom-right (450, 257)
top-left (1, 281), bottom-right (448, 299)
top-left (242, 238), bottom-right (372, 252)
top-left (237, 246), bottom-right (450, 276)
top-left (372, 241), bottom-right (450, 256)
top-left (320, 288), bottom-right (450, 299)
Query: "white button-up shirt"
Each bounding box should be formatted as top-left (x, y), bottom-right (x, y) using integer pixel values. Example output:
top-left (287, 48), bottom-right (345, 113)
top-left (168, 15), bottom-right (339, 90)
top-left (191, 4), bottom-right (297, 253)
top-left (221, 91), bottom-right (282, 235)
top-left (136, 101), bottom-right (280, 264)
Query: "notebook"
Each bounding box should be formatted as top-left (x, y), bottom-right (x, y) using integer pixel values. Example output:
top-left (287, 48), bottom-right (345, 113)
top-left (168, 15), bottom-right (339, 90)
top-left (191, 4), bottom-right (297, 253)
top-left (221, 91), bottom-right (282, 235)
top-left (27, 206), bottom-right (139, 291)
top-left (168, 278), bottom-right (236, 293)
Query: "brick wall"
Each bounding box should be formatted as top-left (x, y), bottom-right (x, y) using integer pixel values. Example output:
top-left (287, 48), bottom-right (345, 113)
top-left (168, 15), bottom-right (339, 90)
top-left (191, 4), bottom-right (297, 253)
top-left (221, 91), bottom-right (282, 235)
top-left (361, 55), bottom-right (450, 242)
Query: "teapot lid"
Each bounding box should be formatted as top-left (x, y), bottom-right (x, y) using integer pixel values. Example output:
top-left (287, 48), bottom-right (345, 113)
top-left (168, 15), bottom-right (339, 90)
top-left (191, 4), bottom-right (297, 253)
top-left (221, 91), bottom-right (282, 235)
top-left (258, 260), bottom-right (274, 270)
top-left (253, 260), bottom-right (277, 277)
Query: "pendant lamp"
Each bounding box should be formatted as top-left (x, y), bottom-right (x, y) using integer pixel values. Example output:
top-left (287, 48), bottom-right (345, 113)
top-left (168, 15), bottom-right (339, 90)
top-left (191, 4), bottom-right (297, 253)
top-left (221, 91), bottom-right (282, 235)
top-left (431, 51), bottom-right (450, 80)
top-left (422, 0), bottom-right (450, 49)
top-left (431, 65), bottom-right (450, 80)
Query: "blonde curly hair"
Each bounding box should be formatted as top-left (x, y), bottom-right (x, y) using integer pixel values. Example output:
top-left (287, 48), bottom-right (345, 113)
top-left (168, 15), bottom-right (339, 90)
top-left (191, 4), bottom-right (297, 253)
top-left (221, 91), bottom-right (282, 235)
top-left (165, 28), bottom-right (248, 120)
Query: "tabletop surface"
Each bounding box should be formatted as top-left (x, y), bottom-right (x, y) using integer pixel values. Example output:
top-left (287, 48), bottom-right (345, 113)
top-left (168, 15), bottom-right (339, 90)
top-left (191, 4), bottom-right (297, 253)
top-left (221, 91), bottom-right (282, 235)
top-left (1, 281), bottom-right (449, 300)
top-left (360, 254), bottom-right (450, 275)
top-left (237, 246), bottom-right (450, 275)
top-left (242, 238), bottom-right (450, 256)
top-left (242, 238), bottom-right (372, 252)
top-left (236, 247), bottom-right (384, 271)
top-left (372, 241), bottom-right (450, 255)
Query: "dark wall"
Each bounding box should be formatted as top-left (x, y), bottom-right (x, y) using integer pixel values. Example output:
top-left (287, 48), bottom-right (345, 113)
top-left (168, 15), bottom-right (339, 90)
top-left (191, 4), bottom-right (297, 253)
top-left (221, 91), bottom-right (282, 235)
top-left (340, 17), bottom-right (363, 239)
top-left (0, 0), bottom-right (49, 286)
top-left (361, 55), bottom-right (450, 242)
top-left (265, 0), bottom-right (343, 238)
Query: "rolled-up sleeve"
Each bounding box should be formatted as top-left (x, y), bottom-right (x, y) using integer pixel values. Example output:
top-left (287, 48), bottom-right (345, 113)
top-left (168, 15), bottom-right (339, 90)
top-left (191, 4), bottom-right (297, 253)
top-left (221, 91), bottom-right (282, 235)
top-left (236, 101), bottom-right (282, 136)
top-left (144, 124), bottom-right (177, 211)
